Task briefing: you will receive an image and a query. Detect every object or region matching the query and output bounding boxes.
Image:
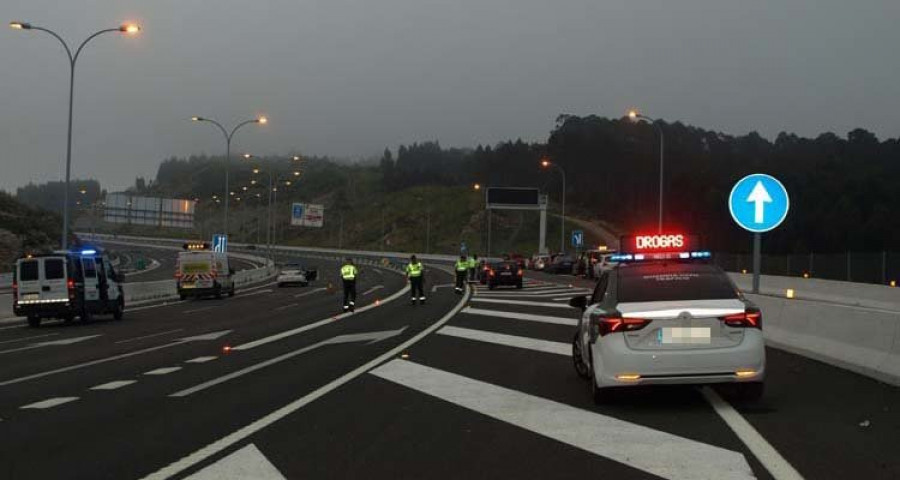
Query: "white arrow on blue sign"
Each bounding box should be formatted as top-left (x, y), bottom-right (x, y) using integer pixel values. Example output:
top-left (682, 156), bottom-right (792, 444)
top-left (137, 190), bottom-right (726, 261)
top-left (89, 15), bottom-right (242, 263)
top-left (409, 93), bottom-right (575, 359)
top-left (728, 174), bottom-right (789, 233)
top-left (571, 230), bottom-right (584, 247)
top-left (212, 234), bottom-right (227, 253)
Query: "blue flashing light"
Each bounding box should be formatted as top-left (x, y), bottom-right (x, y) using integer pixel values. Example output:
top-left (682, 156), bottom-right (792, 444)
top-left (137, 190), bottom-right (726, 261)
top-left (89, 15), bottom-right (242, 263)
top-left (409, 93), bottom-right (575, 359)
top-left (80, 249), bottom-right (97, 256)
top-left (690, 251), bottom-right (712, 259)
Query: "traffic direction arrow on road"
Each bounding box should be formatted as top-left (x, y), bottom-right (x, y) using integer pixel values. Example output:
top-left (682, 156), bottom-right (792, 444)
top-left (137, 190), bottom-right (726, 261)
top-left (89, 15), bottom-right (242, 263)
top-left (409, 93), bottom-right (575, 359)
top-left (0, 335), bottom-right (101, 355)
top-left (170, 327), bottom-right (408, 397)
top-left (0, 330), bottom-right (232, 386)
top-left (185, 444), bottom-right (285, 480)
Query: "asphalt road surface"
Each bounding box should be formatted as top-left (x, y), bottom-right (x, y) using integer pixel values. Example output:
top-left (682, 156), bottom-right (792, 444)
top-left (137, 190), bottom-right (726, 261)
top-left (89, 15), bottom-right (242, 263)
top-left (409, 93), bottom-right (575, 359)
top-left (106, 245), bottom-right (264, 282)
top-left (0, 262), bottom-right (896, 479)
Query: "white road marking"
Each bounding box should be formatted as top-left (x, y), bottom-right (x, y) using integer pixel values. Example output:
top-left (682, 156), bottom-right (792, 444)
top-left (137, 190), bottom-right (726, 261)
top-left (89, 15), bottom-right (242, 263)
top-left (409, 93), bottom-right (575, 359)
top-left (236, 289), bottom-right (273, 298)
top-left (293, 287), bottom-right (326, 299)
top-left (372, 360), bottom-right (755, 480)
top-left (183, 306), bottom-right (216, 314)
top-left (0, 333), bottom-right (58, 345)
top-left (476, 288), bottom-right (589, 297)
top-left (144, 367), bottom-right (182, 376)
top-left (115, 329), bottom-right (183, 344)
top-left (232, 284), bottom-right (410, 351)
top-left (91, 380), bottom-right (137, 390)
top-left (0, 334), bottom-right (102, 355)
top-left (185, 444), bottom-right (286, 480)
top-left (21, 397), bottom-right (79, 409)
top-left (462, 307), bottom-right (577, 326)
top-left (469, 297), bottom-right (574, 309)
top-left (431, 283), bottom-right (455, 293)
top-left (273, 303), bottom-right (299, 312)
top-left (701, 387), bottom-right (803, 480)
top-left (0, 323), bottom-right (25, 331)
top-left (361, 285), bottom-right (384, 296)
top-left (438, 326), bottom-right (569, 356)
top-left (186, 356), bottom-right (218, 364)
top-left (0, 330), bottom-right (231, 387)
top-left (171, 327), bottom-right (407, 398)
top-left (140, 275), bottom-right (469, 480)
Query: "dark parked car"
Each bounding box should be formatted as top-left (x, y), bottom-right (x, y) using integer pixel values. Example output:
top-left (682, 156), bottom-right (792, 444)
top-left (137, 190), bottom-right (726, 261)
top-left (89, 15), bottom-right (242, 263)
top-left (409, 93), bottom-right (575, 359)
top-left (486, 261), bottom-right (524, 289)
top-left (543, 255), bottom-right (576, 274)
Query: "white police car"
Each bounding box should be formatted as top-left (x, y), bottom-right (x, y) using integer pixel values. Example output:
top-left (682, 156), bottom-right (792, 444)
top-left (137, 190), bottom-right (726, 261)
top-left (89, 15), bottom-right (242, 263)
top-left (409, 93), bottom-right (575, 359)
top-left (570, 233), bottom-right (765, 403)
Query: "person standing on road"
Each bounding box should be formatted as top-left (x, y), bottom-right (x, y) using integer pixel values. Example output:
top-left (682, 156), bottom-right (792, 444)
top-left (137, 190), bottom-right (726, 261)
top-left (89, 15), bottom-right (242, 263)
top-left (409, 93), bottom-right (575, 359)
top-left (340, 258), bottom-right (359, 312)
top-left (454, 255), bottom-right (469, 294)
top-left (406, 255), bottom-right (425, 305)
top-left (467, 254), bottom-right (479, 282)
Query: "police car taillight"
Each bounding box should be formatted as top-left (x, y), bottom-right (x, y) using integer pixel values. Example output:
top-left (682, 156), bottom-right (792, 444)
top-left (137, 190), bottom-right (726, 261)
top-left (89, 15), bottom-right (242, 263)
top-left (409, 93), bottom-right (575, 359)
top-left (593, 315), bottom-right (651, 337)
top-left (721, 308), bottom-right (762, 329)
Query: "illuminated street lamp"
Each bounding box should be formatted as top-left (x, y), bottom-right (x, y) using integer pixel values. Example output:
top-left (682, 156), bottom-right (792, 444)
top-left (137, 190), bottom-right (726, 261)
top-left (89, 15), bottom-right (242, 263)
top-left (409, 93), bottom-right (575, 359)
top-left (473, 183), bottom-right (481, 191)
top-left (540, 158), bottom-right (567, 254)
top-left (10, 20), bottom-right (141, 249)
top-left (627, 108), bottom-right (665, 233)
top-left (190, 114), bottom-right (268, 237)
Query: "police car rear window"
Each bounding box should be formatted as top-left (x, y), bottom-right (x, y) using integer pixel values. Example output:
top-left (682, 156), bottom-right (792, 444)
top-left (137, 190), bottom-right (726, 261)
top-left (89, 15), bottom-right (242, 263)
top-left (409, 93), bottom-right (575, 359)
top-left (617, 263), bottom-right (738, 303)
top-left (82, 258), bottom-right (97, 278)
top-left (19, 260), bottom-right (39, 281)
top-left (44, 259), bottom-right (65, 280)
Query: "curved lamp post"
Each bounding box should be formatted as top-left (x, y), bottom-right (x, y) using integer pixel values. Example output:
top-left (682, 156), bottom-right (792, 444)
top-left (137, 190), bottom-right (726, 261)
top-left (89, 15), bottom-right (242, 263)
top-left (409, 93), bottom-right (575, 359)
top-left (10, 21), bottom-right (141, 249)
top-left (628, 109), bottom-right (665, 233)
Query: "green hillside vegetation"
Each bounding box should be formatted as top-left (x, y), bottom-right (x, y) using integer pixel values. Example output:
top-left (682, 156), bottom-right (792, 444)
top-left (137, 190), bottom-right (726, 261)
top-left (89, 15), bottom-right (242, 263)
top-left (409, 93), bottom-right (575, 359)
top-left (0, 191), bottom-right (62, 271)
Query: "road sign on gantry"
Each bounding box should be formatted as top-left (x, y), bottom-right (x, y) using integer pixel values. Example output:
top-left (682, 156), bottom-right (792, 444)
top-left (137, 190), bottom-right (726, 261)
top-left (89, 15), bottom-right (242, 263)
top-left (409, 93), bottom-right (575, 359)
top-left (728, 174), bottom-right (789, 233)
top-left (212, 234), bottom-right (227, 253)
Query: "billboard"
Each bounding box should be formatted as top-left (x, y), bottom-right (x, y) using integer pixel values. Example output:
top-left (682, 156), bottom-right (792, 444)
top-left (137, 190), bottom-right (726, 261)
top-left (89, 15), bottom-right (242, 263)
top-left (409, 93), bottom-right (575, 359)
top-left (486, 187), bottom-right (540, 207)
top-left (103, 193), bottom-right (195, 229)
top-left (290, 203), bottom-right (324, 227)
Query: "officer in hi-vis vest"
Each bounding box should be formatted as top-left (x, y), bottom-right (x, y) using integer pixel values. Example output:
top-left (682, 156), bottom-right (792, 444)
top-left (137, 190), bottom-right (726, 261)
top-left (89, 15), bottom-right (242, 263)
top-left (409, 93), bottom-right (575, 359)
top-left (340, 258), bottom-right (359, 312)
top-left (406, 255), bottom-right (425, 305)
top-left (454, 255), bottom-right (469, 294)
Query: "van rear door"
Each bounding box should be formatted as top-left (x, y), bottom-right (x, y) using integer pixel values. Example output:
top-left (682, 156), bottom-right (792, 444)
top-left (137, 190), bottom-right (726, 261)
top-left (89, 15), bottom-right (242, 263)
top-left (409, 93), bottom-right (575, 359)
top-left (15, 258), bottom-right (41, 303)
top-left (41, 257), bottom-right (70, 303)
top-left (81, 256), bottom-right (101, 302)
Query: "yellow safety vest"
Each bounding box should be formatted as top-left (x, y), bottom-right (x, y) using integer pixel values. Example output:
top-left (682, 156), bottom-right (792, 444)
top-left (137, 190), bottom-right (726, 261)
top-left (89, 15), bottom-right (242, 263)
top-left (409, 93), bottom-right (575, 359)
top-left (468, 258), bottom-right (477, 268)
top-left (455, 260), bottom-right (468, 272)
top-left (406, 262), bottom-right (424, 277)
top-left (341, 264), bottom-right (358, 280)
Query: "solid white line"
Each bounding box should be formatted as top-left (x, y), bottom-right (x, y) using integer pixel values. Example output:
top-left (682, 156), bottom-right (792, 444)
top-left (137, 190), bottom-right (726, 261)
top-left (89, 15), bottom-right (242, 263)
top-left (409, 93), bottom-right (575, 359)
top-left (115, 329), bottom-right (183, 344)
top-left (372, 360), bottom-right (754, 480)
top-left (183, 307), bottom-right (216, 314)
top-left (232, 284), bottom-right (411, 351)
top-left (20, 397), bottom-right (79, 409)
top-left (144, 367), bottom-right (182, 376)
top-left (90, 380), bottom-right (137, 391)
top-left (184, 444), bottom-right (286, 480)
top-left (141, 273), bottom-right (469, 480)
top-left (0, 333), bottom-right (58, 345)
top-left (186, 356), bottom-right (218, 364)
top-left (274, 303), bottom-right (299, 312)
top-left (438, 326), bottom-right (569, 356)
top-left (462, 307), bottom-right (577, 326)
top-left (701, 387), bottom-right (803, 480)
top-left (0, 323), bottom-right (25, 331)
top-left (468, 298), bottom-right (574, 309)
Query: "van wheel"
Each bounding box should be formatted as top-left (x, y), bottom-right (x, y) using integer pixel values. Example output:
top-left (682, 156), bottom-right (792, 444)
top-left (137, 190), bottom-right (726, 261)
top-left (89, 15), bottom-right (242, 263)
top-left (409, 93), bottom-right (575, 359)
top-left (81, 310), bottom-right (93, 323)
top-left (179, 294), bottom-right (187, 301)
top-left (113, 300), bottom-right (124, 321)
top-left (27, 316), bottom-right (41, 328)
top-left (228, 286), bottom-right (235, 297)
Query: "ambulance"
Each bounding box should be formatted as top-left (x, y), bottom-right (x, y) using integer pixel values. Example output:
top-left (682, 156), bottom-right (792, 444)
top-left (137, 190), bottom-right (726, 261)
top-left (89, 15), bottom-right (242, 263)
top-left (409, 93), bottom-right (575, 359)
top-left (13, 248), bottom-right (125, 327)
top-left (175, 242), bottom-right (235, 300)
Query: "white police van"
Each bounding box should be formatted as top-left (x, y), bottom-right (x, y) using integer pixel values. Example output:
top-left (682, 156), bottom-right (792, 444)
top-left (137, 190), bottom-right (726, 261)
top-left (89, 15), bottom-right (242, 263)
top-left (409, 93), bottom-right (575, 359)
top-left (13, 248), bottom-right (125, 327)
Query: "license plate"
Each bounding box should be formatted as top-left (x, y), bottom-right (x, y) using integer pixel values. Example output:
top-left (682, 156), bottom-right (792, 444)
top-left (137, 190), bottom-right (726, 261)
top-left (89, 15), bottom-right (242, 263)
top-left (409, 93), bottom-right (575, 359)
top-left (23, 293), bottom-right (39, 301)
top-left (181, 282), bottom-right (196, 289)
top-left (659, 327), bottom-right (711, 344)
top-left (500, 272), bottom-right (512, 276)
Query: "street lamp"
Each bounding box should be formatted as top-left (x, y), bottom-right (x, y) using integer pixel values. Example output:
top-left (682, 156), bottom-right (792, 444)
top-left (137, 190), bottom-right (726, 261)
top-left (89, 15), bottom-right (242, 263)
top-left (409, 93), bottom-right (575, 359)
top-left (540, 158), bottom-right (567, 254)
top-left (190, 114), bottom-right (268, 239)
top-left (628, 109), bottom-right (665, 233)
top-left (10, 20), bottom-right (141, 249)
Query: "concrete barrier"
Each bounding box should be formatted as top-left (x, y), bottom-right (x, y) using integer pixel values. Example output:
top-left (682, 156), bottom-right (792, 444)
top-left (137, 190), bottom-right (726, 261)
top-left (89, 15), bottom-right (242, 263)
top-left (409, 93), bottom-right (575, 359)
top-left (729, 272), bottom-right (900, 310)
top-left (1, 272), bottom-right (13, 288)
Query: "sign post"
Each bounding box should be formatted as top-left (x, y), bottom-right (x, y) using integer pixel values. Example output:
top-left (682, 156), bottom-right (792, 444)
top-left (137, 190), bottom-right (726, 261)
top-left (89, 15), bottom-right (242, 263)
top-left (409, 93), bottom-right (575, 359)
top-left (728, 174), bottom-right (790, 294)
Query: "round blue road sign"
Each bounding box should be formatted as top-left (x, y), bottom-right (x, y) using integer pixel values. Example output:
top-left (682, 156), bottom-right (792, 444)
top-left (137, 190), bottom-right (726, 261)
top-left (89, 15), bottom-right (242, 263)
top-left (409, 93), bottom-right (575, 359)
top-left (728, 173), bottom-right (789, 233)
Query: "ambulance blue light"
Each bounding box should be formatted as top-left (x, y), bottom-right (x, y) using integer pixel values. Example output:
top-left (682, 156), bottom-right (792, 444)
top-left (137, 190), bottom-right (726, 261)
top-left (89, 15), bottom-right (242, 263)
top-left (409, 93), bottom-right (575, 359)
top-left (80, 249), bottom-right (97, 256)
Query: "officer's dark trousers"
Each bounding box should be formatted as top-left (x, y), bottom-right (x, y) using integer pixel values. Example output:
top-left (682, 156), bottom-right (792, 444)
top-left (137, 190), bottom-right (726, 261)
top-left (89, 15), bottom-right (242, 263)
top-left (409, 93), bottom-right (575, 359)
top-left (455, 271), bottom-right (466, 291)
top-left (410, 276), bottom-right (424, 300)
top-left (343, 280), bottom-right (357, 308)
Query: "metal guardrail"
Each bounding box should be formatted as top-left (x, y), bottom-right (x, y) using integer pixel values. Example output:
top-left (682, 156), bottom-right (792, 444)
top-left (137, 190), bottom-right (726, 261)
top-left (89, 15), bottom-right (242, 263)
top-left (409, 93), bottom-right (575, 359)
top-left (0, 273), bottom-right (11, 289)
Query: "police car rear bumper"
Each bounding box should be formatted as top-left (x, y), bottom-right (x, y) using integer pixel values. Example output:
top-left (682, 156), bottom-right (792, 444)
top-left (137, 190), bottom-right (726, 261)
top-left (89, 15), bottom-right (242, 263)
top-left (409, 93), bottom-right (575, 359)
top-left (592, 330), bottom-right (766, 388)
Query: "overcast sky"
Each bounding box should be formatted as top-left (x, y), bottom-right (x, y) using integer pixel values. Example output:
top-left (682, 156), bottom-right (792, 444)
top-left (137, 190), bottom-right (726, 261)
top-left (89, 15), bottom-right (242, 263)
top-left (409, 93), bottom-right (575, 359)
top-left (2, 0), bottom-right (899, 192)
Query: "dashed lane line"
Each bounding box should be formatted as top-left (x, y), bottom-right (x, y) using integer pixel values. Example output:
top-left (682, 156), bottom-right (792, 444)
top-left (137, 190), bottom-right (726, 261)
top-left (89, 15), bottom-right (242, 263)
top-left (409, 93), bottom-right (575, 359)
top-left (183, 307), bottom-right (216, 314)
top-left (0, 333), bottom-right (58, 345)
top-left (186, 356), bottom-right (218, 364)
top-left (90, 380), bottom-right (137, 391)
top-left (145, 367), bottom-right (183, 376)
top-left (20, 397), bottom-right (79, 410)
